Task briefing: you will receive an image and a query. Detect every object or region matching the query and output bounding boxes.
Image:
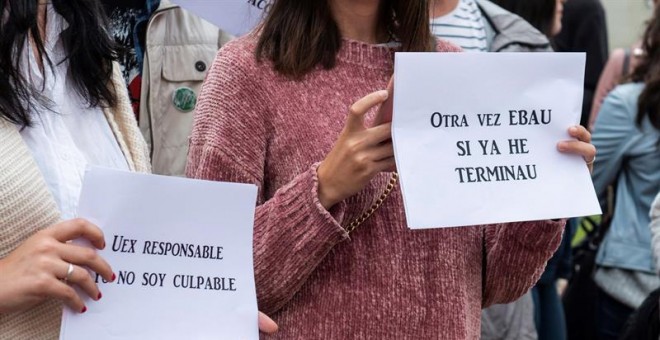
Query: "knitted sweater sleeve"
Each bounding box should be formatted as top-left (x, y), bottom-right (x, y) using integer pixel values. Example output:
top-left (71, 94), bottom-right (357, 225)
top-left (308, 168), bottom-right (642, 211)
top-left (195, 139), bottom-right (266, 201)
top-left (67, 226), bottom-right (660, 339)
top-left (186, 43), bottom-right (349, 314)
top-left (482, 220), bottom-right (564, 307)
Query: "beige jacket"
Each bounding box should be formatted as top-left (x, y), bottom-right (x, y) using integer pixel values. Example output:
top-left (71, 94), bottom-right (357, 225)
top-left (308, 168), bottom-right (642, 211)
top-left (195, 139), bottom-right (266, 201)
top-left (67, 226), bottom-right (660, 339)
top-left (0, 63), bottom-right (150, 340)
top-left (140, 1), bottom-right (232, 176)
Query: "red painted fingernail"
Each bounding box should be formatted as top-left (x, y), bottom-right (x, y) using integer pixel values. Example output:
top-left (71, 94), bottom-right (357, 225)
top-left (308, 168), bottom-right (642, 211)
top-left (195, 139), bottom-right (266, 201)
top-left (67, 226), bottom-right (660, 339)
top-left (97, 292), bottom-right (102, 300)
top-left (81, 306), bottom-right (87, 313)
top-left (111, 273), bottom-right (116, 281)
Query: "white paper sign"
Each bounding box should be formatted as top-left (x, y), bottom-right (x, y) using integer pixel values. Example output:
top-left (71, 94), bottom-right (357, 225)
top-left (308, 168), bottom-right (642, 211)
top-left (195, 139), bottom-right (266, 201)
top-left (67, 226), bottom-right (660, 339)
top-left (173, 0), bottom-right (268, 36)
top-left (392, 53), bottom-right (601, 229)
top-left (60, 168), bottom-right (259, 340)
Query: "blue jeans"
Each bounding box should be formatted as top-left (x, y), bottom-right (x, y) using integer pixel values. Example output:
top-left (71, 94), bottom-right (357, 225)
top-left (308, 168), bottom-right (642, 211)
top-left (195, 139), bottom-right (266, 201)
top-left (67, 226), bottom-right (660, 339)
top-left (532, 282), bottom-right (567, 340)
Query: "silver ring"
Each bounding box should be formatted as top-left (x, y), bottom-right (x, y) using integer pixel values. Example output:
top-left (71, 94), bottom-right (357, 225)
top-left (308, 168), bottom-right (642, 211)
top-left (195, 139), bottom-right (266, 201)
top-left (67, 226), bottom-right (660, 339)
top-left (586, 155), bottom-right (596, 165)
top-left (64, 263), bottom-right (74, 283)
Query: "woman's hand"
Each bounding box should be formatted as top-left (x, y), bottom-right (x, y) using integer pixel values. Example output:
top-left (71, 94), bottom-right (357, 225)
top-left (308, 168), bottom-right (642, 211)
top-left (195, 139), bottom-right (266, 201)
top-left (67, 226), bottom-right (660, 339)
top-left (0, 219), bottom-right (114, 314)
top-left (557, 125), bottom-right (596, 174)
top-left (556, 278), bottom-right (569, 297)
top-left (317, 90), bottom-right (396, 209)
top-left (258, 311), bottom-right (278, 334)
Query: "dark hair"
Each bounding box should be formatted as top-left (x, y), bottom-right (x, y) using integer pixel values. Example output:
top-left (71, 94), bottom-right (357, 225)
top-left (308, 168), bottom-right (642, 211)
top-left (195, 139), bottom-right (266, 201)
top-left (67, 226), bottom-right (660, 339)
top-left (256, 0), bottom-right (436, 78)
top-left (493, 0), bottom-right (557, 38)
top-left (632, 4), bottom-right (660, 130)
top-left (0, 0), bottom-right (117, 127)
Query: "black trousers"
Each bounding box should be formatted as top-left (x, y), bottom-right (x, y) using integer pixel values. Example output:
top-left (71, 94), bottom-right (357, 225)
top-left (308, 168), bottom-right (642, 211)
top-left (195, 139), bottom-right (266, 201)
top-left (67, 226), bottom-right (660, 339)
top-left (596, 288), bottom-right (634, 340)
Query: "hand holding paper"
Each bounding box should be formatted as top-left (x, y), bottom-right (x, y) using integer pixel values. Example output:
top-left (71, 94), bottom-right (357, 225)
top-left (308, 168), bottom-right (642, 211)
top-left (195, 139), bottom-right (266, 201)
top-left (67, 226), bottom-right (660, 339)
top-left (391, 52), bottom-right (601, 229)
top-left (0, 219), bottom-right (114, 314)
top-left (258, 312), bottom-right (278, 334)
top-left (373, 77), bottom-right (394, 126)
top-left (557, 125), bottom-right (596, 174)
top-left (60, 168), bottom-right (260, 340)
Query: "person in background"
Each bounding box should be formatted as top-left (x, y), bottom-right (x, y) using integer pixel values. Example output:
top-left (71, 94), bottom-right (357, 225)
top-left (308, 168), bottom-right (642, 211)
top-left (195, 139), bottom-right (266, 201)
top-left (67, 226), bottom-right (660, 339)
top-left (493, 0), bottom-right (565, 38)
top-left (0, 1), bottom-right (149, 338)
top-left (489, 2), bottom-right (571, 339)
top-left (589, 46), bottom-right (643, 130)
top-left (187, 0), bottom-right (596, 338)
top-left (430, 0), bottom-right (552, 53)
top-left (624, 192), bottom-right (660, 340)
top-left (590, 4), bottom-right (660, 337)
top-left (432, 1), bottom-right (562, 339)
top-left (103, 0), bottom-right (232, 176)
top-left (617, 286), bottom-right (660, 340)
top-left (0, 1), bottom-right (274, 337)
top-left (652, 193), bottom-right (660, 277)
top-left (554, 0), bottom-right (609, 128)
top-left (589, 0), bottom-right (659, 130)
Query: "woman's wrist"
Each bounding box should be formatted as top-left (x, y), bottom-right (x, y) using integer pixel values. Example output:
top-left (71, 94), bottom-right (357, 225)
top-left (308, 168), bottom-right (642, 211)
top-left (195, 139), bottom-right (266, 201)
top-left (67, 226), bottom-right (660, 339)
top-left (317, 163), bottom-right (340, 210)
top-left (0, 258), bottom-right (12, 314)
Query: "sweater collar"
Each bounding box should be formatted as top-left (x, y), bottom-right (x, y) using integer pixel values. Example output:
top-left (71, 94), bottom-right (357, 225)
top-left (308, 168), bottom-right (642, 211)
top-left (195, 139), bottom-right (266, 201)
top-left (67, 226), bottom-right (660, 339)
top-left (336, 38), bottom-right (397, 70)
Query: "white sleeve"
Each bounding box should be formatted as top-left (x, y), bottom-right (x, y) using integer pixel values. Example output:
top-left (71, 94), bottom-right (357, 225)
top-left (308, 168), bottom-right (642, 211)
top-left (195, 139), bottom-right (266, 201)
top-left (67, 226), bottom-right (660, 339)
top-left (650, 192), bottom-right (660, 275)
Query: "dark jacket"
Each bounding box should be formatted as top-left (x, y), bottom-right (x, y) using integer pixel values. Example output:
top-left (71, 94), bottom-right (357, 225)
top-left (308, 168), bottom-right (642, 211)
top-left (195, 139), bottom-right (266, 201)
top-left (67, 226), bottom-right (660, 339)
top-left (554, 0), bottom-right (609, 127)
top-left (477, 0), bottom-right (553, 53)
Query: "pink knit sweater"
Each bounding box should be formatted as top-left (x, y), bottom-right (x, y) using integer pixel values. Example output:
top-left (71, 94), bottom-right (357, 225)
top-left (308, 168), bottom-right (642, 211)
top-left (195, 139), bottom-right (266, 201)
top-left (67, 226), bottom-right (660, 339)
top-left (187, 34), bottom-right (564, 339)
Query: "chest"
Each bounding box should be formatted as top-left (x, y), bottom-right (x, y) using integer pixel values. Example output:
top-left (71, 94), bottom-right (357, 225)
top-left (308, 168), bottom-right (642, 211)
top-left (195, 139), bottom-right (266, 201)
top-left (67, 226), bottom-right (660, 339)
top-left (256, 66), bottom-right (393, 215)
top-left (264, 68), bottom-right (392, 167)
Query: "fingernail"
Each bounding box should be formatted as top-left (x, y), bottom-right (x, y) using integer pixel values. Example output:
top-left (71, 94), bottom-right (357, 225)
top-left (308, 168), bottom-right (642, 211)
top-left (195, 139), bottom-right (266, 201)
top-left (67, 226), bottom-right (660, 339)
top-left (569, 126), bottom-right (578, 133)
top-left (111, 273), bottom-right (116, 281)
top-left (557, 143), bottom-right (566, 151)
top-left (81, 306), bottom-right (87, 313)
top-left (97, 292), bottom-right (102, 300)
top-left (102, 240), bottom-right (106, 249)
top-left (379, 90), bottom-right (389, 99)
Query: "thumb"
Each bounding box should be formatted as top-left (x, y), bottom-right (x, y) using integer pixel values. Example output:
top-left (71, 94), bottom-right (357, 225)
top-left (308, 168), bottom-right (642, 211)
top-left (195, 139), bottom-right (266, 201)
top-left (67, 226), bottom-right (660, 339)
top-left (258, 311), bottom-right (278, 334)
top-left (345, 90), bottom-right (389, 132)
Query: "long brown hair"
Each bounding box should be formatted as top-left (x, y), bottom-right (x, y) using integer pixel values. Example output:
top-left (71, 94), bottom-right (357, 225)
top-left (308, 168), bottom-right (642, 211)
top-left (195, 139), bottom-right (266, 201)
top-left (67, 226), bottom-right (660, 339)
top-left (632, 4), bottom-right (660, 130)
top-left (256, 0), bottom-right (435, 78)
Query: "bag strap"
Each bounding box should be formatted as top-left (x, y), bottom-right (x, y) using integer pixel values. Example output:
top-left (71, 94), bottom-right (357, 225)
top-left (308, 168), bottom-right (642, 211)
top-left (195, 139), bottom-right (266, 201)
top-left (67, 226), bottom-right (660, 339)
top-left (482, 227), bottom-right (487, 297)
top-left (623, 48), bottom-right (632, 77)
top-left (591, 185), bottom-right (616, 248)
top-left (578, 183), bottom-right (617, 250)
top-left (345, 172), bottom-right (398, 234)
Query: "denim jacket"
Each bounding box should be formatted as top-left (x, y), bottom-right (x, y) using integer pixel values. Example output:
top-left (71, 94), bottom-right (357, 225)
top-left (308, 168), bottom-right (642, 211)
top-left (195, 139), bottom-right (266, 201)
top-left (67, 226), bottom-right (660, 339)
top-left (593, 83), bottom-right (660, 273)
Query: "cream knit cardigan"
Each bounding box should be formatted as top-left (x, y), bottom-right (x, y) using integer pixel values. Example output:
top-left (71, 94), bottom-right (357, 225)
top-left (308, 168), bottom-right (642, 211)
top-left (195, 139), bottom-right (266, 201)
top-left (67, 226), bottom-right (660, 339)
top-left (0, 63), bottom-right (151, 339)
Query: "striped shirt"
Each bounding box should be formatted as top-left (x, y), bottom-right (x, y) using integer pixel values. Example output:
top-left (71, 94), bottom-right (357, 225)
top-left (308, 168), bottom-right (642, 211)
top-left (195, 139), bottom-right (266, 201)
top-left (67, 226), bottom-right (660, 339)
top-left (430, 0), bottom-right (488, 52)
